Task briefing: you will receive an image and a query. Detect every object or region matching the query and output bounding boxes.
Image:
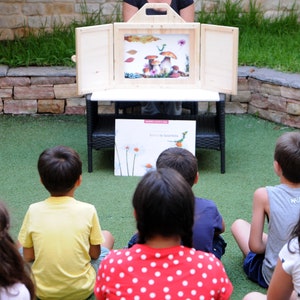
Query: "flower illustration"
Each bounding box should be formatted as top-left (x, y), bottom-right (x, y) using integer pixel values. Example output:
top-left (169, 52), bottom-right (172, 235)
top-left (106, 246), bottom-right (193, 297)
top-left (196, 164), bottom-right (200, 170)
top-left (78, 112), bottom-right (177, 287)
top-left (132, 147), bottom-right (140, 176)
top-left (125, 146), bottom-right (130, 176)
top-left (178, 39), bottom-right (186, 46)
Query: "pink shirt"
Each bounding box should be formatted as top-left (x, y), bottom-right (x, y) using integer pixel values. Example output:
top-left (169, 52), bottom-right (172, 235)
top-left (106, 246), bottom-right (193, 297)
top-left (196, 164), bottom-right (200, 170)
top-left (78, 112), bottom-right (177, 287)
top-left (95, 244), bottom-right (233, 299)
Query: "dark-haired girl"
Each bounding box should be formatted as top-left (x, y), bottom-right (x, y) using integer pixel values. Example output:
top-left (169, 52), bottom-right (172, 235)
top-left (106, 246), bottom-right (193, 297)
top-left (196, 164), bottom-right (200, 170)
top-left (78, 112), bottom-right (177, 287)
top-left (0, 201), bottom-right (35, 299)
top-left (95, 168), bottom-right (233, 299)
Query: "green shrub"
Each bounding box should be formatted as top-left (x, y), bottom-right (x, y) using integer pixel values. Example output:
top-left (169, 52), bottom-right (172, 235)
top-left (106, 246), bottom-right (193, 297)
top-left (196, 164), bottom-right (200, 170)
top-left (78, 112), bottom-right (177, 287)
top-left (0, 0), bottom-right (299, 72)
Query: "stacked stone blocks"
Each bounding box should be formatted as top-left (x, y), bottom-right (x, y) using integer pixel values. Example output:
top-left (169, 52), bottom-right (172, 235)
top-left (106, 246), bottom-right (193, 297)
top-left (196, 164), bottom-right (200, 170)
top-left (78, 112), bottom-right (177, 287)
top-left (0, 65), bottom-right (299, 129)
top-left (0, 0), bottom-right (298, 40)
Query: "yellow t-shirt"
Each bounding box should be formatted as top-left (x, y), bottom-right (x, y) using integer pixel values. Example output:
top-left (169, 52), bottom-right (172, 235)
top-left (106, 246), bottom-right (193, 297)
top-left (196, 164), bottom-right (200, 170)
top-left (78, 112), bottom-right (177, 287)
top-left (18, 196), bottom-right (104, 300)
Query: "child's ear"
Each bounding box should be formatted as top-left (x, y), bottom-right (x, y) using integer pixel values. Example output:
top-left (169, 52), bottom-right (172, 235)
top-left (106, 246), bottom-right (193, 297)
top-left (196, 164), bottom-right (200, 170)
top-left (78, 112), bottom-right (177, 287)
top-left (273, 160), bottom-right (282, 176)
top-left (133, 209), bottom-right (137, 220)
top-left (76, 175), bottom-right (82, 187)
top-left (194, 172), bottom-right (199, 184)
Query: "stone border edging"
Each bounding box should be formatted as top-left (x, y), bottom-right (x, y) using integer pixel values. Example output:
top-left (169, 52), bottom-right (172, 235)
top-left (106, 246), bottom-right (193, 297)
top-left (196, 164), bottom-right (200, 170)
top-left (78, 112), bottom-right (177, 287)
top-left (238, 66), bottom-right (300, 89)
top-left (0, 65), bottom-right (299, 128)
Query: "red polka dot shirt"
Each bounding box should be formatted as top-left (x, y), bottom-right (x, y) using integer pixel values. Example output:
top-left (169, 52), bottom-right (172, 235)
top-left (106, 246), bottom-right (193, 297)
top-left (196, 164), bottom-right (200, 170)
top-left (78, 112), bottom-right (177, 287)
top-left (94, 244), bottom-right (233, 299)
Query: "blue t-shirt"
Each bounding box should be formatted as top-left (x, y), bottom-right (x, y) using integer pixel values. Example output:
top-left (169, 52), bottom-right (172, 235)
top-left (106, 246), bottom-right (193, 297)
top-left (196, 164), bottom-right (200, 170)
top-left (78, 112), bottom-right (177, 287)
top-left (128, 196), bottom-right (224, 255)
top-left (193, 196), bottom-right (224, 253)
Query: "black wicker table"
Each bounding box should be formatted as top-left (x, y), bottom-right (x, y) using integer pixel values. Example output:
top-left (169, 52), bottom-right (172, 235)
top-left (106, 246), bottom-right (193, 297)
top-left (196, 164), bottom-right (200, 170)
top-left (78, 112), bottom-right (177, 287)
top-left (86, 92), bottom-right (225, 173)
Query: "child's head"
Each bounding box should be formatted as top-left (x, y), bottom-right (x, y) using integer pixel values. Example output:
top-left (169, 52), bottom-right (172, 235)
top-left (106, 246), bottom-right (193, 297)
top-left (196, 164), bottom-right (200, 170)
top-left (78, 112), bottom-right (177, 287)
top-left (274, 132), bottom-right (300, 183)
top-left (132, 168), bottom-right (195, 247)
top-left (156, 147), bottom-right (198, 186)
top-left (38, 145), bottom-right (82, 196)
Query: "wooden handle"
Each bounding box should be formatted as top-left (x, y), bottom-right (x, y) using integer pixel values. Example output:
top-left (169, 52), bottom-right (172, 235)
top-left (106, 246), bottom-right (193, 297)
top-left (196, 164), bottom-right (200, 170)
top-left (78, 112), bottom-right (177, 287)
top-left (128, 3), bottom-right (185, 23)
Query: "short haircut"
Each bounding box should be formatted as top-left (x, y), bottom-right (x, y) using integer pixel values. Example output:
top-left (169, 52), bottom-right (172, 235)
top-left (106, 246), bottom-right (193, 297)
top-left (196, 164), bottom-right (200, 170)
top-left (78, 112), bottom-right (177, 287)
top-left (274, 132), bottom-right (300, 183)
top-left (38, 145), bottom-right (82, 195)
top-left (133, 168), bottom-right (195, 247)
top-left (156, 147), bottom-right (198, 186)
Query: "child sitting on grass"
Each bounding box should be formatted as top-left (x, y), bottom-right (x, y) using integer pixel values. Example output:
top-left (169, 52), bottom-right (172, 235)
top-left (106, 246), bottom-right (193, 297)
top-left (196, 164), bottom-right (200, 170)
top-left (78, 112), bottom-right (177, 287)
top-left (0, 200), bottom-right (35, 300)
top-left (18, 145), bottom-right (114, 300)
top-left (231, 131), bottom-right (300, 288)
top-left (127, 147), bottom-right (227, 259)
top-left (94, 168), bottom-right (233, 299)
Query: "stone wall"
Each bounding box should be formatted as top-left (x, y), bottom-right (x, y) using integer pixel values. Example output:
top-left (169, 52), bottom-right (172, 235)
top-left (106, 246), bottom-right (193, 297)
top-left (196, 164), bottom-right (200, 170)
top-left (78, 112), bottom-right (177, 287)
top-left (0, 65), bottom-right (300, 129)
top-left (0, 0), bottom-right (298, 40)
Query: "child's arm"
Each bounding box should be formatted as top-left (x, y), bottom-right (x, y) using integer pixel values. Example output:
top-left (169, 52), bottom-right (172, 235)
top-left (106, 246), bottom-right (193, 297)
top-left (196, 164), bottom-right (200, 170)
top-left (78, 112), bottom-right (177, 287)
top-left (23, 246), bottom-right (35, 262)
top-left (249, 187), bottom-right (269, 253)
top-left (267, 258), bottom-right (294, 300)
top-left (214, 219), bottom-right (225, 236)
top-left (89, 244), bottom-right (101, 260)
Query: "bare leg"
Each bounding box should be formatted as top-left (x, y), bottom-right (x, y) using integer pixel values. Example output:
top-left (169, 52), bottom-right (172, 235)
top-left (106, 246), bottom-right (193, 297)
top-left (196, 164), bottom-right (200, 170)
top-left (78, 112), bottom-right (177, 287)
top-left (242, 290), bottom-right (296, 300)
top-left (231, 219), bottom-right (251, 256)
top-left (290, 291), bottom-right (298, 300)
top-left (102, 230), bottom-right (115, 250)
top-left (242, 292), bottom-right (266, 300)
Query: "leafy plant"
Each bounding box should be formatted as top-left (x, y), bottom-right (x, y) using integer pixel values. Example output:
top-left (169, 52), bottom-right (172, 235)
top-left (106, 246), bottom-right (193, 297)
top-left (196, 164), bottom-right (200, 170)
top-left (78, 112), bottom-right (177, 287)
top-left (0, 0), bottom-right (299, 72)
top-left (196, 0), bottom-right (300, 72)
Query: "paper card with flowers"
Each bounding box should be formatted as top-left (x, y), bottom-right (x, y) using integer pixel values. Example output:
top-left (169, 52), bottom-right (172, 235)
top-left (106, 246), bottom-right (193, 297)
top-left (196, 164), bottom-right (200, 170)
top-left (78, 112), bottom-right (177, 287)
top-left (114, 119), bottom-right (196, 176)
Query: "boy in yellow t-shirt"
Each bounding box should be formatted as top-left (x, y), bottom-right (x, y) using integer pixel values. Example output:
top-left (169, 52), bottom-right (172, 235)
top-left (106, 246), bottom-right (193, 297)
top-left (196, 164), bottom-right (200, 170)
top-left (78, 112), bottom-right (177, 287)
top-left (18, 145), bottom-right (114, 300)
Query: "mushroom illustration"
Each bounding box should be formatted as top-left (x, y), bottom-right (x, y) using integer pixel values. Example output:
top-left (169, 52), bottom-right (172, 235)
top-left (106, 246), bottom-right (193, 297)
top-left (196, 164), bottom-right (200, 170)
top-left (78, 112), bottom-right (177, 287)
top-left (144, 55), bottom-right (158, 70)
top-left (150, 59), bottom-right (161, 75)
top-left (169, 65), bottom-right (180, 78)
top-left (143, 66), bottom-right (150, 76)
top-left (160, 51), bottom-right (177, 74)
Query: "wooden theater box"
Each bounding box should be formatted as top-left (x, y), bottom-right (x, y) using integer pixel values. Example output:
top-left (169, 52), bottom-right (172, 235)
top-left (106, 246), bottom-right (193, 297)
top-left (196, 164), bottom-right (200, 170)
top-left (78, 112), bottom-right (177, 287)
top-left (75, 3), bottom-right (239, 99)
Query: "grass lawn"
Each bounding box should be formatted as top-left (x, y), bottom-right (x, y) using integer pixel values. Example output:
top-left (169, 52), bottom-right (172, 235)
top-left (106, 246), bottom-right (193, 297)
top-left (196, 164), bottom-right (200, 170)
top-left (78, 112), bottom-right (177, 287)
top-left (0, 113), bottom-right (298, 299)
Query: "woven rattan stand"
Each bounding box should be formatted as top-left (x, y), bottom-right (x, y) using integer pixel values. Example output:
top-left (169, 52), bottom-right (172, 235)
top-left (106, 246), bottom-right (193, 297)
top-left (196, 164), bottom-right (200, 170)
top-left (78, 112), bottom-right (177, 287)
top-left (86, 93), bottom-right (226, 173)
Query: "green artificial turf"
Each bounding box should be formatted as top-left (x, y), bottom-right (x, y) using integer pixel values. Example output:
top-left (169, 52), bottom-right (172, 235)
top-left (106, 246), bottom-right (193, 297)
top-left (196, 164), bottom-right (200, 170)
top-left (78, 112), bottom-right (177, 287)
top-left (0, 113), bottom-right (297, 299)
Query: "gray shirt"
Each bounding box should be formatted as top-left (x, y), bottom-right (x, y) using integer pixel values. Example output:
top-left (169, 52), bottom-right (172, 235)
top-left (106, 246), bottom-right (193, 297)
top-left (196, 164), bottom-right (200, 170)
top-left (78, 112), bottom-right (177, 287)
top-left (262, 184), bottom-right (300, 284)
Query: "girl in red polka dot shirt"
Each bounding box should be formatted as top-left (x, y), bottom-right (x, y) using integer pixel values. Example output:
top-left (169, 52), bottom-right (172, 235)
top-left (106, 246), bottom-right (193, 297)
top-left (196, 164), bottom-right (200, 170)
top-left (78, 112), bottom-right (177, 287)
top-left (94, 168), bottom-right (233, 299)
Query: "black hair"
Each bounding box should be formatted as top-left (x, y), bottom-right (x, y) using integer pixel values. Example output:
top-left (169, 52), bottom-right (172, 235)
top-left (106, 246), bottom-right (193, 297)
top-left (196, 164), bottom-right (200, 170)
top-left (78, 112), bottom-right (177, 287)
top-left (37, 145), bottom-right (82, 196)
top-left (287, 212), bottom-right (300, 254)
top-left (133, 168), bottom-right (195, 247)
top-left (274, 132), bottom-right (300, 183)
top-left (0, 201), bottom-right (35, 299)
top-left (156, 147), bottom-right (198, 187)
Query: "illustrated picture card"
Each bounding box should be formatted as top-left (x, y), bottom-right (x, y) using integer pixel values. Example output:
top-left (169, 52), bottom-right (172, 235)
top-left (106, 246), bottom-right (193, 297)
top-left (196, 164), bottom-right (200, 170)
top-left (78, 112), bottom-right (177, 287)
top-left (114, 119), bottom-right (196, 176)
top-left (123, 33), bottom-right (190, 79)
top-left (114, 23), bottom-right (200, 87)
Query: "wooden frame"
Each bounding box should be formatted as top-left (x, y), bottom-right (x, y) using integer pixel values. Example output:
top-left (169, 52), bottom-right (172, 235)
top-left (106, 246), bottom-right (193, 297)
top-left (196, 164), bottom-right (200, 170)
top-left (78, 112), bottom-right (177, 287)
top-left (75, 4), bottom-right (239, 95)
top-left (113, 23), bottom-right (200, 88)
top-left (75, 24), bottom-right (113, 95)
top-left (200, 24), bottom-right (239, 94)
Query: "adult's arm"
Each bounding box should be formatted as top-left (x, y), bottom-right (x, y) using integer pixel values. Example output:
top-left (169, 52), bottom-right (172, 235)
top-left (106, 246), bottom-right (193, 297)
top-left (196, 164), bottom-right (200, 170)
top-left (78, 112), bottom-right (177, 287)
top-left (179, 3), bottom-right (195, 22)
top-left (123, 2), bottom-right (139, 21)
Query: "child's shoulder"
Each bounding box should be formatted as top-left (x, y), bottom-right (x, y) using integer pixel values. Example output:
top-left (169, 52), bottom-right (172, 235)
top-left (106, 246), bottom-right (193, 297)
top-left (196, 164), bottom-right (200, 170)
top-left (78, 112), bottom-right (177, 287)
top-left (73, 199), bottom-right (97, 211)
top-left (194, 196), bottom-right (219, 210)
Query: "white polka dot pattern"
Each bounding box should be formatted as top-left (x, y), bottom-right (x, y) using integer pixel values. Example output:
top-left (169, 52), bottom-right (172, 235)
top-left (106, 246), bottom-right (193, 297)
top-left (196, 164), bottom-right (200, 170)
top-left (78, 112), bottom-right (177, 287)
top-left (94, 245), bottom-right (233, 300)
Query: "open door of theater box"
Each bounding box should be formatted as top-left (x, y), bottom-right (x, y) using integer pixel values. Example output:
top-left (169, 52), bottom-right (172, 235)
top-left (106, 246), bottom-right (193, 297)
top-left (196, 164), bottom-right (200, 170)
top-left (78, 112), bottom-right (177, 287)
top-left (75, 3), bottom-right (239, 96)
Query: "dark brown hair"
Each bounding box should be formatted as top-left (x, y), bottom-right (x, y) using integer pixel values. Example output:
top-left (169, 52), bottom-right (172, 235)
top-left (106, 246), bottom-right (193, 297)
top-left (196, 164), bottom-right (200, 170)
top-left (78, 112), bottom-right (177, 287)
top-left (156, 147), bottom-right (198, 187)
top-left (38, 145), bottom-right (82, 196)
top-left (133, 168), bottom-right (195, 247)
top-left (274, 132), bottom-right (300, 183)
top-left (0, 201), bottom-right (35, 299)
